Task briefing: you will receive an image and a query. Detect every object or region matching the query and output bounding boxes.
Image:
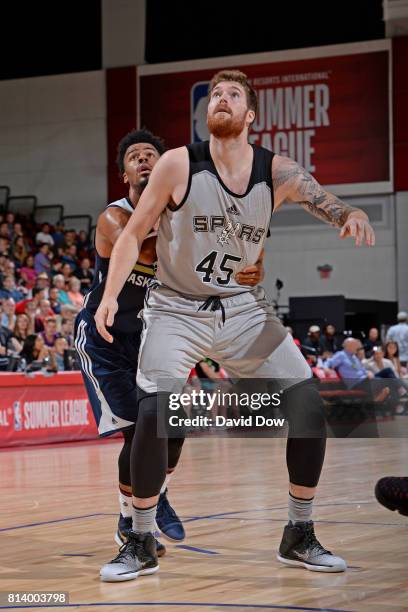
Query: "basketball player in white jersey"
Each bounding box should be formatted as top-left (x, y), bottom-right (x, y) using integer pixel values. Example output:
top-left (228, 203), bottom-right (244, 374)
top-left (95, 70), bottom-right (375, 581)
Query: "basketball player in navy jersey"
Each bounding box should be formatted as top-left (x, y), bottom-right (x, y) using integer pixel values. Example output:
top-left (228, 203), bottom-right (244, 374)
top-left (75, 127), bottom-right (264, 561)
top-left (96, 71), bottom-right (375, 581)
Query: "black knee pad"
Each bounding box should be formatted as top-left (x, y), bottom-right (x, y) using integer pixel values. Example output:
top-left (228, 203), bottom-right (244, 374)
top-left (131, 393), bottom-right (167, 499)
top-left (282, 379), bottom-right (327, 487)
top-left (168, 437), bottom-right (185, 470)
top-left (281, 378), bottom-right (327, 438)
top-left (118, 425), bottom-right (135, 486)
top-left (286, 437), bottom-right (327, 488)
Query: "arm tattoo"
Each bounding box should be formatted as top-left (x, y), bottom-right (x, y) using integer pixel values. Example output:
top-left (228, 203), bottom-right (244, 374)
top-left (273, 159), bottom-right (358, 227)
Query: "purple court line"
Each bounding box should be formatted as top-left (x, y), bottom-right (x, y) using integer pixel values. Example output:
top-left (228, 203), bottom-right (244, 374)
top-left (0, 514), bottom-right (103, 533)
top-left (0, 602), bottom-right (355, 611)
top-left (193, 517), bottom-right (407, 527)
top-left (175, 544), bottom-right (219, 554)
top-left (179, 501), bottom-right (376, 523)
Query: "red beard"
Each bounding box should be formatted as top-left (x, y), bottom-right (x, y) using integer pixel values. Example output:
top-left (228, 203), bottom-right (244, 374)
top-left (207, 109), bottom-right (247, 138)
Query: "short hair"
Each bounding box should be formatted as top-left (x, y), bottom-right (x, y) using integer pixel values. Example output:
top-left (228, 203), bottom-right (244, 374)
top-left (209, 70), bottom-right (258, 118)
top-left (32, 287), bottom-right (45, 298)
top-left (116, 128), bottom-right (166, 175)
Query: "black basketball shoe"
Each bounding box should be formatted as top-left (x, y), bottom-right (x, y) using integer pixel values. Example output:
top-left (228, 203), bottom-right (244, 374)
top-left (101, 530), bottom-right (159, 582)
top-left (114, 515), bottom-right (166, 557)
top-left (277, 521), bottom-right (347, 572)
top-left (375, 477), bottom-right (408, 516)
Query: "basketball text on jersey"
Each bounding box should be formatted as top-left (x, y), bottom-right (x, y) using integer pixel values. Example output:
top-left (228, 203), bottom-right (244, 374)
top-left (127, 263), bottom-right (157, 288)
top-left (193, 215), bottom-right (265, 245)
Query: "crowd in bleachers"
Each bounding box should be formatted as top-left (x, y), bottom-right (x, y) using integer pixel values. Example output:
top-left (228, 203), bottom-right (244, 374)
top-left (287, 320), bottom-right (408, 411)
top-left (1, 210), bottom-right (408, 395)
top-left (0, 212), bottom-right (93, 372)
top-left (288, 320), bottom-right (408, 373)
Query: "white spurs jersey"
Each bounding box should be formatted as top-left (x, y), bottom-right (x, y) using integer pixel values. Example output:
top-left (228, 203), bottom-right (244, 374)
top-left (155, 141), bottom-right (274, 297)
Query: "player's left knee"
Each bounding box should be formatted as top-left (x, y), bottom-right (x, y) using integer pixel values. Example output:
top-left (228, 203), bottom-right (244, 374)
top-left (281, 378), bottom-right (326, 438)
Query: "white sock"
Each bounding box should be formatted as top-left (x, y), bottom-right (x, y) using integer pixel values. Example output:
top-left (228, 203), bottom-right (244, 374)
top-left (288, 492), bottom-right (313, 524)
top-left (119, 488), bottom-right (132, 518)
top-left (132, 505), bottom-right (157, 534)
top-left (160, 473), bottom-right (172, 494)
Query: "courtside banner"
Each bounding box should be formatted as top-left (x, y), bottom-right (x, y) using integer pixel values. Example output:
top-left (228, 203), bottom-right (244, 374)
top-left (0, 372), bottom-right (97, 447)
top-left (138, 40), bottom-right (392, 196)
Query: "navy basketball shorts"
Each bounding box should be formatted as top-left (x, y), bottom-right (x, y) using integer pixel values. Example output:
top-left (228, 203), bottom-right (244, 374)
top-left (74, 309), bottom-right (141, 436)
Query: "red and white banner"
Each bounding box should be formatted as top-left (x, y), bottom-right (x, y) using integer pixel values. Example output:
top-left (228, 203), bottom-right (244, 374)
top-left (138, 40), bottom-right (392, 195)
top-left (0, 372), bottom-right (98, 447)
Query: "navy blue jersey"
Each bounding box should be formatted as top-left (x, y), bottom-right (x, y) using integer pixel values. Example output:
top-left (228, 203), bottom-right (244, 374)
top-left (83, 197), bottom-right (156, 333)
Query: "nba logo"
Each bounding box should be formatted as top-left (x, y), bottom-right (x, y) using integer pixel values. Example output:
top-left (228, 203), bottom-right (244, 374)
top-left (13, 401), bottom-right (22, 431)
top-left (191, 82), bottom-right (210, 143)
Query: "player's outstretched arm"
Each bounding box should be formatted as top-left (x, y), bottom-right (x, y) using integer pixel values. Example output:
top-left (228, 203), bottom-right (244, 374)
top-left (95, 149), bottom-right (183, 341)
top-left (272, 156), bottom-right (375, 247)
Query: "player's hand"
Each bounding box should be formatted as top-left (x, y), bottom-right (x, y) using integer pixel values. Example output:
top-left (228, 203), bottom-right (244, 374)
top-left (95, 297), bottom-right (118, 343)
top-left (235, 257), bottom-right (264, 286)
top-left (339, 216), bottom-right (375, 247)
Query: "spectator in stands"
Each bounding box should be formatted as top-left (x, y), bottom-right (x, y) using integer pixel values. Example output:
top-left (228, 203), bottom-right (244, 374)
top-left (0, 276), bottom-right (25, 302)
top-left (52, 274), bottom-right (71, 305)
top-left (303, 325), bottom-right (325, 362)
top-left (24, 300), bottom-right (37, 332)
top-left (34, 243), bottom-right (52, 275)
top-left (321, 324), bottom-right (341, 356)
top-left (77, 229), bottom-right (90, 252)
top-left (52, 222), bottom-right (65, 248)
top-left (12, 313), bottom-right (32, 344)
top-left (40, 316), bottom-right (59, 348)
top-left (16, 286), bottom-right (46, 315)
top-left (62, 229), bottom-right (76, 249)
top-left (76, 257), bottom-right (94, 294)
top-left (324, 337), bottom-right (390, 402)
top-left (53, 336), bottom-right (68, 371)
top-left (35, 271), bottom-right (50, 293)
top-left (5, 212), bottom-right (15, 233)
top-left (35, 299), bottom-right (56, 332)
top-left (366, 346), bottom-right (408, 396)
top-left (61, 244), bottom-right (78, 272)
top-left (48, 286), bottom-right (61, 314)
top-left (0, 324), bottom-right (13, 371)
top-left (67, 277), bottom-right (83, 308)
top-left (363, 346), bottom-right (398, 378)
top-left (0, 297), bottom-right (16, 330)
top-left (3, 258), bottom-right (16, 279)
top-left (20, 333), bottom-right (50, 366)
top-left (35, 223), bottom-right (55, 247)
top-left (384, 341), bottom-right (408, 378)
top-left (12, 236), bottom-right (29, 267)
top-left (60, 315), bottom-right (75, 347)
top-left (19, 254), bottom-right (37, 289)
top-left (0, 222), bottom-right (10, 239)
top-left (363, 327), bottom-right (381, 358)
top-left (386, 312), bottom-right (408, 367)
top-left (61, 262), bottom-right (73, 282)
top-left (0, 237), bottom-right (11, 257)
top-left (12, 222), bottom-right (24, 239)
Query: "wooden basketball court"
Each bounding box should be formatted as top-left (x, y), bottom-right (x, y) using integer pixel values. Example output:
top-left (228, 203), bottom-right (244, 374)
top-left (2, 437), bottom-right (407, 611)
